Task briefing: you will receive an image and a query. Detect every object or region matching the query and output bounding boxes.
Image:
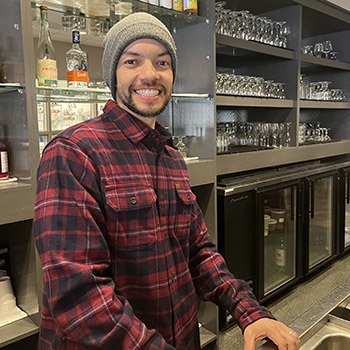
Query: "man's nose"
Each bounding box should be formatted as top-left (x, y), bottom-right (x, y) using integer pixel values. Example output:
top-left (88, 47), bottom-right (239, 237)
top-left (139, 60), bottom-right (160, 82)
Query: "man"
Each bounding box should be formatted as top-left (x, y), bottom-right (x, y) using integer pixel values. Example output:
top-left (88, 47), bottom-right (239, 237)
top-left (34, 12), bottom-right (300, 350)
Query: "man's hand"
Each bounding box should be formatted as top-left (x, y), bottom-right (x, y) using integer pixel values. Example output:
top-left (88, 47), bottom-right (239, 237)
top-left (243, 318), bottom-right (300, 350)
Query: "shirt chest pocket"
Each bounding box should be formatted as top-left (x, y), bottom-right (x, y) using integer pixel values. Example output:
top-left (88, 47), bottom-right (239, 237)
top-left (174, 184), bottom-right (196, 238)
top-left (105, 185), bottom-right (158, 250)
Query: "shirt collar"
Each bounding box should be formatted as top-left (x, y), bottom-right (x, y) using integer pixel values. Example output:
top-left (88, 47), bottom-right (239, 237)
top-left (103, 99), bottom-right (173, 147)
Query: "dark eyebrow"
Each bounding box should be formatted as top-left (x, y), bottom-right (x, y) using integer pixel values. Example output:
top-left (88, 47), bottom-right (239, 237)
top-left (120, 50), bottom-right (171, 58)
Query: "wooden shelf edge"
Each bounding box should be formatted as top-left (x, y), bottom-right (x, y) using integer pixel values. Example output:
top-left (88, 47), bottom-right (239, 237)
top-left (216, 34), bottom-right (295, 60)
top-left (216, 95), bottom-right (294, 108)
top-left (0, 316), bottom-right (39, 348)
top-left (187, 159), bottom-right (215, 187)
top-left (300, 100), bottom-right (350, 109)
top-left (216, 141), bottom-right (350, 175)
top-left (200, 325), bottom-right (217, 349)
top-left (300, 53), bottom-right (350, 71)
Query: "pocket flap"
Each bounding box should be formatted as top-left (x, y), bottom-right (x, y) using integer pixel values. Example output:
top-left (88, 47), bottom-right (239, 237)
top-left (175, 184), bottom-right (196, 205)
top-left (105, 185), bottom-right (157, 211)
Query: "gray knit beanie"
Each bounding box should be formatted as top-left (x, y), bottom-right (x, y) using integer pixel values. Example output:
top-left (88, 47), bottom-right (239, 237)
top-left (102, 12), bottom-right (178, 101)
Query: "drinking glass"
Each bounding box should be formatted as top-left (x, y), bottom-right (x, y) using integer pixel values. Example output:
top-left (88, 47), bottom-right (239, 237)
top-left (314, 42), bottom-right (323, 58)
top-left (322, 40), bottom-right (333, 59)
top-left (175, 136), bottom-right (188, 158)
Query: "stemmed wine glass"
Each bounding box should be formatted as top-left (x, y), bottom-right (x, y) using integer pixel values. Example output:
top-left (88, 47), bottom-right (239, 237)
top-left (322, 40), bottom-right (333, 59)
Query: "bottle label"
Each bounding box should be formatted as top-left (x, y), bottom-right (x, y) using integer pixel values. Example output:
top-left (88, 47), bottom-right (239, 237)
top-left (183, 0), bottom-right (197, 10)
top-left (173, 0), bottom-right (183, 11)
top-left (275, 248), bottom-right (285, 267)
top-left (37, 59), bottom-right (58, 86)
top-left (0, 150), bottom-right (9, 177)
top-left (67, 70), bottom-right (89, 83)
top-left (159, 0), bottom-right (172, 8)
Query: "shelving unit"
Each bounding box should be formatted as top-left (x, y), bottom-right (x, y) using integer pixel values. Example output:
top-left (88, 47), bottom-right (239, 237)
top-left (1, 0), bottom-right (349, 348)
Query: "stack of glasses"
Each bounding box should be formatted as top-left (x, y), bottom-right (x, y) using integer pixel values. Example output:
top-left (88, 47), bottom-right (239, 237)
top-left (300, 75), bottom-right (347, 101)
top-left (216, 121), bottom-right (291, 154)
top-left (215, 1), bottom-right (291, 48)
top-left (216, 73), bottom-right (286, 99)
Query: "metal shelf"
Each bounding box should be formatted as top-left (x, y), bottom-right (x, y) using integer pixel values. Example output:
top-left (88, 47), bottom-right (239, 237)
top-left (216, 34), bottom-right (295, 60)
top-left (216, 95), bottom-right (294, 108)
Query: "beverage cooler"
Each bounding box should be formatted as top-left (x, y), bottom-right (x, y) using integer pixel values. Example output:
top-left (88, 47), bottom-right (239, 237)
top-left (339, 167), bottom-right (350, 254)
top-left (303, 171), bottom-right (338, 276)
top-left (217, 163), bottom-right (340, 329)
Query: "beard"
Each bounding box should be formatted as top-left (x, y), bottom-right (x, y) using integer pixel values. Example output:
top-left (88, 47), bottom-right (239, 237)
top-left (117, 84), bottom-right (172, 118)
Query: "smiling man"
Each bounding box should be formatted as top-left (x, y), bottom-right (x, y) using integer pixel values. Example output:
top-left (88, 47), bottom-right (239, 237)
top-left (34, 12), bottom-right (299, 350)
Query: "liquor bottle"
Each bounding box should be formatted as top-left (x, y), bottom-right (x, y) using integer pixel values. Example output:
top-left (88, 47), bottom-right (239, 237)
top-left (149, 0), bottom-right (159, 6)
top-left (183, 0), bottom-right (197, 15)
top-left (0, 125), bottom-right (9, 180)
top-left (37, 5), bottom-right (58, 87)
top-left (66, 30), bottom-right (89, 88)
top-left (159, 0), bottom-right (172, 8)
top-left (275, 237), bottom-right (286, 273)
top-left (173, 0), bottom-right (183, 11)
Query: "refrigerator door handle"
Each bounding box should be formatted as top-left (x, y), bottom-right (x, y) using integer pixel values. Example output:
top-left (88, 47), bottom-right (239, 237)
top-left (310, 181), bottom-right (315, 219)
top-left (347, 173), bottom-right (349, 204)
top-left (291, 185), bottom-right (295, 221)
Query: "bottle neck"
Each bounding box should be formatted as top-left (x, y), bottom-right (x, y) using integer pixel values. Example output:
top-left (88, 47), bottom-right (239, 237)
top-left (40, 10), bottom-right (49, 31)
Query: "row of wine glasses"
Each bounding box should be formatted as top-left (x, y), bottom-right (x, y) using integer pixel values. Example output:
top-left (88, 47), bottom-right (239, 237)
top-left (299, 122), bottom-right (331, 144)
top-left (301, 40), bottom-right (337, 60)
top-left (216, 73), bottom-right (286, 99)
top-left (215, 1), bottom-right (291, 48)
top-left (300, 75), bottom-right (347, 101)
top-left (216, 122), bottom-right (292, 154)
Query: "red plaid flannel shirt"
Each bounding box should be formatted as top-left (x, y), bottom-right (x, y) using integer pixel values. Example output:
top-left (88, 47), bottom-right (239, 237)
top-left (34, 100), bottom-right (273, 349)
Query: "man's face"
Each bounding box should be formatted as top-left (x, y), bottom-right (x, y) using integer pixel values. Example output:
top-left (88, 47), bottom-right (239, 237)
top-left (115, 38), bottom-right (174, 122)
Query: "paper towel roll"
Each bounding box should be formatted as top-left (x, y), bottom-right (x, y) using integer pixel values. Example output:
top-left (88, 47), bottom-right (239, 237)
top-left (0, 276), bottom-right (14, 301)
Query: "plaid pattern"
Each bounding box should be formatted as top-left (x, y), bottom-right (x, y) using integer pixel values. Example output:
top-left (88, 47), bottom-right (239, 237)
top-left (34, 100), bottom-right (273, 349)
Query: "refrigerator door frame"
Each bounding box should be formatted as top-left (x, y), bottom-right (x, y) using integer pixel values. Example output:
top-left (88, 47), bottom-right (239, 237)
top-left (256, 179), bottom-right (302, 303)
top-left (304, 170), bottom-right (339, 277)
top-left (339, 167), bottom-right (350, 256)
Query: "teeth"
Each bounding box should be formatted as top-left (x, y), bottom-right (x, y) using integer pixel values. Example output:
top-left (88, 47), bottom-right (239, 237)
top-left (136, 89), bottom-right (159, 97)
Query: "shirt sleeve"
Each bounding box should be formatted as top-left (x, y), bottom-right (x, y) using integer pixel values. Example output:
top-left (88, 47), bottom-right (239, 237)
top-left (34, 137), bottom-right (175, 350)
top-left (187, 201), bottom-right (275, 331)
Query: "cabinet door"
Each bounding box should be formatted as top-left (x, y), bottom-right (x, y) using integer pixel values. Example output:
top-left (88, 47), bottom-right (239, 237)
top-left (306, 172), bottom-right (337, 271)
top-left (257, 181), bottom-right (299, 301)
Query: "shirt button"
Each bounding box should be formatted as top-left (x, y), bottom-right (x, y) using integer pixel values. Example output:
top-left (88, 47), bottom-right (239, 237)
top-left (130, 196), bottom-right (137, 205)
top-left (186, 193), bottom-right (190, 200)
top-left (171, 274), bottom-right (176, 283)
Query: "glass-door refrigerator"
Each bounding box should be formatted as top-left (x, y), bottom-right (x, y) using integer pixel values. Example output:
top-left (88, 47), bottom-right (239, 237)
top-left (339, 167), bottom-right (350, 254)
top-left (304, 171), bottom-right (338, 275)
top-left (256, 180), bottom-right (301, 302)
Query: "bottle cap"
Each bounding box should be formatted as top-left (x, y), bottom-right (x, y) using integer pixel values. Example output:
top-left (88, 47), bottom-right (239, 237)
top-left (72, 30), bottom-right (80, 44)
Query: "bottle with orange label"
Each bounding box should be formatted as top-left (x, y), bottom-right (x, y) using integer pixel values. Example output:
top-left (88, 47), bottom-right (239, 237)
top-left (66, 30), bottom-right (88, 88)
top-left (183, 0), bottom-right (197, 15)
